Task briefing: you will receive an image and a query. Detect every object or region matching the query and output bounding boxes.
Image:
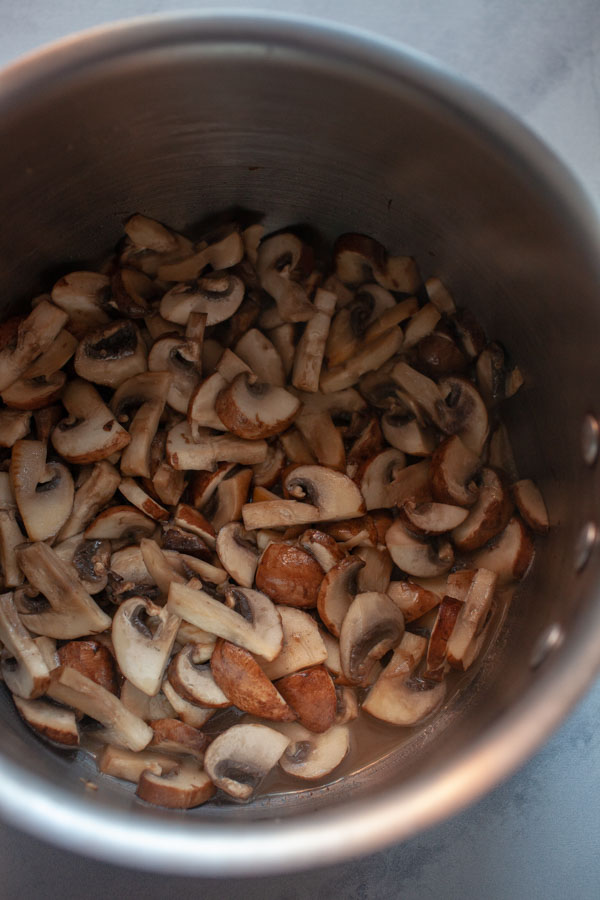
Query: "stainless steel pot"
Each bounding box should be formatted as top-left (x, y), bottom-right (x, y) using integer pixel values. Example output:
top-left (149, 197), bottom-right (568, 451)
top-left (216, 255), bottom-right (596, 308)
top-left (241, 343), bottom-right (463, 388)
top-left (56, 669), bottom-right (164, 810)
top-left (0, 11), bottom-right (599, 876)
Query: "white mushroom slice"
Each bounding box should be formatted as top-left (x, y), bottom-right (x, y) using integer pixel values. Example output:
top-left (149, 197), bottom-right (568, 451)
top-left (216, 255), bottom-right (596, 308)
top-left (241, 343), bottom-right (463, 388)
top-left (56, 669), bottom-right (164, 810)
top-left (279, 428), bottom-right (316, 464)
top-left (430, 435), bottom-right (480, 508)
top-left (445, 569), bottom-right (477, 602)
top-left (381, 413), bottom-right (436, 457)
top-left (111, 371), bottom-right (171, 478)
top-left (98, 744), bottom-right (178, 783)
top-left (85, 506), bottom-right (156, 544)
top-left (400, 499), bottom-right (469, 536)
top-left (242, 499), bottom-right (320, 531)
top-left (161, 680), bottom-right (216, 729)
top-left (188, 373), bottom-right (229, 432)
top-left (402, 303), bottom-right (441, 350)
top-left (2, 372), bottom-right (64, 411)
top-left (326, 284), bottom-right (394, 367)
top-left (204, 723), bottom-right (290, 801)
top-left (118, 478), bottom-right (168, 521)
top-left (58, 460), bottom-right (121, 540)
top-left (258, 269), bottom-right (314, 325)
top-left (320, 328), bottom-right (403, 393)
top-left (276, 722), bottom-right (350, 780)
top-left (385, 521), bottom-right (454, 578)
top-left (168, 644), bottom-right (230, 707)
top-left (216, 522), bottom-right (258, 588)
top-left (51, 380), bottom-right (131, 464)
top-left (74, 320), bottom-right (147, 388)
top-left (295, 411), bottom-right (346, 471)
top-left (121, 679), bottom-right (176, 722)
top-left (152, 461), bottom-right (186, 507)
top-left (335, 686), bottom-right (359, 725)
top-left (317, 556), bottom-right (364, 637)
top-left (446, 568), bottom-right (497, 671)
top-left (283, 465), bottom-right (366, 522)
top-left (423, 595), bottom-right (464, 680)
top-left (512, 479), bottom-right (549, 534)
top-left (451, 467), bottom-right (513, 551)
top-left (339, 591), bottom-right (405, 685)
top-left (125, 214), bottom-right (193, 257)
top-left (147, 334), bottom-right (201, 414)
top-left (13, 695), bottom-right (79, 745)
top-left (172, 504), bottom-right (216, 549)
top-left (358, 448), bottom-right (406, 510)
top-left (0, 593), bottom-right (50, 698)
top-left (112, 597), bottom-right (180, 696)
top-left (10, 439), bottom-right (74, 542)
top-left (139, 539), bottom-right (184, 596)
top-left (292, 288), bottom-right (336, 392)
top-left (252, 442), bottom-right (286, 488)
top-left (425, 277), bottom-right (456, 314)
top-left (215, 373), bottom-right (301, 440)
top-left (0, 472), bottom-right (25, 588)
top-left (295, 387), bottom-right (367, 418)
top-left (166, 422), bottom-right (267, 470)
top-left (354, 546), bottom-right (393, 593)
top-left (158, 230), bottom-right (243, 281)
top-left (0, 409), bottom-right (31, 448)
top-left (437, 376), bottom-right (489, 455)
top-left (362, 632), bottom-right (446, 725)
top-left (333, 233), bottom-right (419, 292)
top-left (235, 329), bottom-right (285, 387)
top-left (0, 301), bottom-right (68, 392)
top-left (168, 582), bottom-right (283, 661)
top-left (47, 666), bottom-right (153, 751)
top-left (166, 552), bottom-right (228, 586)
top-left (363, 297), bottom-right (419, 343)
top-left (387, 580), bottom-right (443, 623)
top-left (148, 717), bottom-right (210, 760)
top-left (160, 271), bottom-right (245, 326)
top-left (472, 517), bottom-right (535, 584)
top-left (53, 535), bottom-right (110, 595)
top-left (298, 529), bottom-right (346, 573)
top-left (390, 361), bottom-right (444, 425)
top-left (17, 542), bottom-right (111, 639)
top-left (260, 607), bottom-right (327, 680)
top-left (137, 760), bottom-right (215, 809)
top-left (267, 323), bottom-right (296, 377)
top-left (51, 271), bottom-right (111, 337)
top-left (211, 468), bottom-right (253, 531)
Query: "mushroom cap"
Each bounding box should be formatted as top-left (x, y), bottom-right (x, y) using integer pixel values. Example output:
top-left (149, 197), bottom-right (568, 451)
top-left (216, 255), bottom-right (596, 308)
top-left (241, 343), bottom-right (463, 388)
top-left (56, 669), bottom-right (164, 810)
top-left (276, 722), bottom-right (350, 780)
top-left (160, 271), bottom-right (245, 326)
top-left (111, 597), bottom-right (180, 696)
top-left (2, 369), bottom-right (67, 410)
top-left (381, 413), bottom-right (436, 457)
top-left (211, 639), bottom-right (296, 722)
top-left (53, 535), bottom-right (111, 595)
top-left (276, 666), bottom-right (337, 734)
top-left (423, 596), bottom-right (463, 680)
top-left (252, 442), bottom-right (286, 489)
top-left (74, 320), bottom-right (147, 388)
top-left (215, 522), bottom-right (258, 588)
top-left (0, 409), bottom-right (31, 448)
top-left (10, 439), bottom-right (74, 542)
top-left (0, 300), bottom-right (68, 392)
top-left (57, 639), bottom-right (118, 694)
top-left (187, 373), bottom-right (229, 431)
top-left (148, 717), bottom-right (211, 759)
top-left (161, 680), bottom-right (216, 729)
top-left (167, 644), bottom-right (230, 708)
top-left (210, 467), bottom-right (253, 532)
top-left (203, 722), bottom-right (290, 801)
top-left (255, 542), bottom-right (325, 609)
top-left (13, 696), bottom-right (79, 746)
top-left (316, 556), bottom-right (364, 637)
top-left (51, 271), bottom-right (111, 337)
top-left (385, 520), bottom-right (454, 578)
top-left (320, 327), bottom-right (403, 394)
top-left (339, 591), bottom-right (405, 686)
top-left (137, 761), bottom-right (215, 809)
top-left (51, 380), bottom-right (131, 465)
top-left (242, 498), bottom-right (320, 531)
top-left (283, 465), bottom-right (366, 522)
top-left (216, 373), bottom-right (301, 440)
top-left (295, 410), bottom-right (346, 472)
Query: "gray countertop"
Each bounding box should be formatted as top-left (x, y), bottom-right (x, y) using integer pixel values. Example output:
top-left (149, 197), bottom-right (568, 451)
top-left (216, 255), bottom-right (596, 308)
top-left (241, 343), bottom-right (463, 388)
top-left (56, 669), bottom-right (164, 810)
top-left (1, 1), bottom-right (600, 897)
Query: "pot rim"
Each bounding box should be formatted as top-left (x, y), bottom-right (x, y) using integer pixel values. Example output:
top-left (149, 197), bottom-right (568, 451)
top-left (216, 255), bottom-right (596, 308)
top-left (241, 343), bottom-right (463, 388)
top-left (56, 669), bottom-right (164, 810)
top-left (0, 10), bottom-right (599, 876)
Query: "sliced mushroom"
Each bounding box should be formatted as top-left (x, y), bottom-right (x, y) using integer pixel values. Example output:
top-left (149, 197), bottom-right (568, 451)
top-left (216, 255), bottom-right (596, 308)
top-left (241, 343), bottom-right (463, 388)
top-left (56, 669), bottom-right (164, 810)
top-left (147, 334), bottom-right (201, 414)
top-left (17, 542), bottom-right (111, 639)
top-left (358, 448), bottom-right (406, 510)
top-left (158, 229), bottom-right (243, 282)
top-left (317, 556), bottom-right (364, 637)
top-left (9, 439), bottom-right (73, 542)
top-left (387, 579), bottom-right (443, 622)
top-left (334, 685), bottom-right (359, 725)
top-left (425, 277), bottom-right (455, 314)
top-left (267, 323), bottom-right (296, 377)
top-left (51, 271), bottom-right (111, 337)
top-left (423, 596), bottom-right (463, 680)
top-left (54, 536), bottom-right (111, 595)
top-left (51, 379), bottom-right (131, 464)
top-left (58, 460), bottom-right (120, 541)
top-left (354, 546), bottom-right (393, 593)
top-left (173, 504), bottom-right (216, 548)
top-left (216, 522), bottom-right (258, 588)
top-left (260, 606), bottom-right (327, 681)
top-left (57, 638), bottom-right (118, 694)
top-left (168, 644), bottom-right (230, 708)
top-left (74, 320), bottom-right (147, 387)
top-left (13, 695), bottom-right (79, 746)
top-left (167, 422), bottom-right (267, 470)
top-left (0, 409), bottom-right (31, 448)
top-left (339, 591), bottom-right (405, 685)
top-left (390, 362), bottom-right (444, 425)
top-left (446, 567), bottom-right (497, 670)
top-left (322, 515), bottom-right (379, 549)
top-left (445, 569), bottom-right (477, 602)
top-left (233, 328), bottom-right (285, 387)
top-left (211, 468), bottom-right (253, 531)
top-left (124, 213), bottom-right (193, 258)
top-left (111, 371), bottom-right (171, 478)
top-left (161, 680), bottom-right (216, 729)
top-left (215, 373), bottom-right (300, 440)
top-left (0, 592), bottom-right (50, 698)
top-left (204, 722), bottom-right (290, 800)
top-left (85, 506), bottom-right (156, 544)
top-left (403, 303), bottom-right (441, 350)
top-left (0, 300), bottom-right (68, 392)
top-left (326, 284), bottom-right (394, 367)
top-left (320, 328), bottom-right (403, 393)
top-left (160, 271), bottom-right (245, 326)
top-left (291, 288), bottom-right (336, 392)
top-left (47, 666), bottom-right (153, 751)
top-left (168, 582), bottom-right (283, 661)
top-left (190, 463), bottom-right (236, 509)
top-left (430, 436), bottom-right (480, 507)
top-left (364, 297), bottom-right (420, 343)
top-left (381, 413), bottom-right (436, 457)
top-left (283, 465), bottom-right (365, 523)
top-left (98, 744), bottom-right (178, 782)
top-left (137, 761), bottom-right (215, 809)
top-left (255, 541), bottom-right (324, 609)
top-left (279, 427), bottom-right (316, 464)
top-left (385, 521), bottom-right (454, 577)
top-left (333, 233), bottom-right (419, 293)
top-left (120, 678), bottom-right (176, 722)
top-left (0, 473), bottom-right (25, 588)
top-left (256, 234), bottom-right (314, 323)
top-left (188, 373), bottom-right (230, 432)
top-left (362, 632), bottom-right (446, 725)
top-left (275, 666), bottom-right (337, 733)
top-left (472, 517), bottom-right (535, 584)
top-left (210, 640), bottom-right (295, 721)
top-left (292, 410), bottom-right (345, 472)
top-left (112, 597), bottom-right (180, 696)
top-left (451, 467), bottom-right (513, 551)
top-left (298, 529), bottom-right (346, 572)
top-left (451, 308), bottom-right (486, 359)
top-left (512, 479), bottom-right (549, 533)
top-left (277, 721), bottom-right (350, 780)
top-left (399, 499), bottom-right (469, 536)
top-left (437, 376), bottom-right (489, 455)
top-left (149, 717), bottom-right (210, 759)
top-left (242, 499), bottom-right (320, 531)
top-left (415, 331), bottom-right (467, 379)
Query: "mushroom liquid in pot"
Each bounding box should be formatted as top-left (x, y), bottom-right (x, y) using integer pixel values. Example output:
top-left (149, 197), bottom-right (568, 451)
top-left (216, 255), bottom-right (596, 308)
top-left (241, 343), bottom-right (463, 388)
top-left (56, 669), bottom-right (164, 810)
top-left (0, 213), bottom-right (548, 809)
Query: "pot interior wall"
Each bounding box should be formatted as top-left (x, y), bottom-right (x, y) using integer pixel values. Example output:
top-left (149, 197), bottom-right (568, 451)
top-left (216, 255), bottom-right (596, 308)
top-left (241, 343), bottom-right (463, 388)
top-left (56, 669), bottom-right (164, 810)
top-left (0, 29), bottom-right (599, 822)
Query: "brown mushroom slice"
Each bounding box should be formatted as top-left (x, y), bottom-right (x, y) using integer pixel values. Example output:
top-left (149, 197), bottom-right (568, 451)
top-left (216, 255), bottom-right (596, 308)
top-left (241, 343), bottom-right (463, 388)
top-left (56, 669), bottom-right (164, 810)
top-left (160, 271), bottom-right (245, 326)
top-left (333, 233), bottom-right (419, 292)
top-left (298, 529), bottom-right (346, 572)
top-left (400, 499), bottom-right (469, 536)
top-left (390, 361), bottom-right (444, 425)
top-left (472, 517), bottom-right (535, 585)
top-left (260, 607), bottom-right (327, 681)
top-left (416, 331), bottom-right (468, 379)
top-left (111, 372), bottom-right (171, 478)
top-left (173, 504), bottom-right (216, 548)
top-left (51, 380), bottom-right (131, 464)
top-left (13, 695), bottom-right (79, 746)
top-left (339, 591), bottom-right (405, 686)
top-left (0, 593), bottom-right (50, 699)
top-left (425, 277), bottom-right (455, 314)
top-left (111, 267), bottom-right (158, 319)
top-left (475, 342), bottom-right (506, 406)
top-left (210, 468), bottom-right (252, 531)
top-left (54, 536), bottom-right (111, 596)
top-left (354, 546), bottom-right (393, 594)
top-left (279, 427), bottom-right (316, 464)
top-left (381, 413), bottom-right (436, 457)
top-left (234, 328), bottom-right (285, 387)
top-left (58, 460), bottom-right (120, 541)
top-left (158, 229), bottom-right (243, 281)
top-left (98, 744), bottom-right (179, 782)
top-left (190, 462), bottom-right (236, 509)
top-left (362, 632), bottom-right (446, 725)
top-left (1, 369), bottom-right (66, 411)
top-left (74, 320), bottom-right (147, 388)
top-left (216, 522), bottom-right (258, 588)
top-left (85, 506), bottom-right (156, 544)
top-left (10, 439), bottom-right (74, 542)
top-left (211, 640), bottom-right (295, 721)
top-left (51, 271), bottom-right (111, 337)
top-left (488, 422), bottom-right (519, 481)
top-left (255, 542), bottom-right (325, 609)
top-left (57, 638), bottom-right (118, 694)
top-left (204, 722), bottom-right (290, 801)
top-left (446, 568), bottom-right (497, 670)
top-left (284, 465), bottom-right (366, 523)
top-left (161, 681), bottom-right (216, 729)
top-left (147, 334), bottom-right (201, 414)
top-left (437, 376), bottom-right (489, 455)
top-left (321, 514), bottom-right (378, 549)
top-left (275, 666), bottom-right (337, 733)
top-left (295, 411), bottom-right (346, 471)
top-left (149, 718), bottom-right (210, 759)
top-left (334, 685), bottom-right (359, 725)
top-left (451, 467), bottom-right (513, 551)
top-left (430, 435), bottom-right (480, 508)
top-left (168, 643), bottom-right (230, 708)
top-left (215, 373), bottom-right (301, 440)
top-left (0, 301), bottom-right (68, 392)
top-left (385, 521), bottom-right (454, 578)
top-left (358, 448), bottom-right (406, 510)
top-left (326, 284), bottom-right (394, 367)
top-left (277, 722), bottom-right (350, 780)
top-left (291, 288), bottom-right (337, 392)
top-left (152, 461), bottom-right (186, 507)
top-left (166, 552), bottom-right (228, 587)
top-left (268, 323), bottom-right (296, 377)
top-left (118, 478), bottom-right (169, 522)
top-left (402, 303), bottom-right (442, 350)
top-left (120, 679), bottom-right (176, 722)
top-left (423, 596), bottom-right (463, 680)
top-left (17, 542), bottom-right (111, 639)
top-left (167, 422), bottom-right (267, 470)
top-left (387, 580), bottom-right (443, 623)
top-left (444, 569), bottom-right (477, 602)
top-left (6, 326), bottom-right (77, 386)
top-left (0, 473), bottom-right (25, 588)
top-left (112, 597), bottom-right (180, 696)
top-left (137, 761), bottom-right (215, 810)
top-left (242, 499), bottom-right (320, 531)
top-left (251, 442), bottom-right (285, 489)
top-left (512, 479), bottom-right (549, 534)
top-left (258, 267), bottom-right (314, 325)
top-left (187, 373), bottom-right (230, 432)
top-left (124, 214), bottom-right (193, 258)
top-left (168, 582), bottom-right (283, 662)
top-left (47, 666), bottom-right (153, 751)
top-left (320, 328), bottom-right (403, 393)
top-left (0, 409), bottom-right (31, 448)
top-left (317, 556), bottom-right (364, 637)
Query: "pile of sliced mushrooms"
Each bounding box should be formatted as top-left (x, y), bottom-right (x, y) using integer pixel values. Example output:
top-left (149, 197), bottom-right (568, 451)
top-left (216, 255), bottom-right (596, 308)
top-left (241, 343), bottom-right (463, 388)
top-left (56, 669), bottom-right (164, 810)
top-left (0, 215), bottom-right (549, 809)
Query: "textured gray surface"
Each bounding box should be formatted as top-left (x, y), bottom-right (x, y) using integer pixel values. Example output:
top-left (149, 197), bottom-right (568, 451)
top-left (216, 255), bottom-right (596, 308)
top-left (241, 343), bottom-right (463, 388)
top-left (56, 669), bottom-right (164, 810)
top-left (1, 1), bottom-right (600, 896)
